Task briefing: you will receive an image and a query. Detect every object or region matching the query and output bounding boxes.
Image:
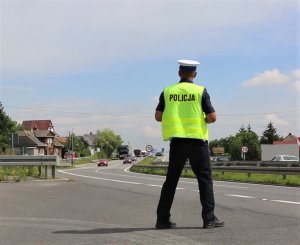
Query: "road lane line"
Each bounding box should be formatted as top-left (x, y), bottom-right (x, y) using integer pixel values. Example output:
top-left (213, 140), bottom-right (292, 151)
top-left (224, 194), bottom-right (256, 199)
top-left (59, 170), bottom-right (300, 206)
top-left (270, 200), bottom-right (300, 205)
top-left (148, 184), bottom-right (162, 187)
top-left (96, 170), bottom-right (166, 181)
top-left (124, 166), bottom-right (248, 189)
top-left (58, 170), bottom-right (142, 185)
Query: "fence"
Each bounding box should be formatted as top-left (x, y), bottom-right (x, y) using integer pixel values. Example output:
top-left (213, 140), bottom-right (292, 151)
top-left (132, 163), bottom-right (300, 180)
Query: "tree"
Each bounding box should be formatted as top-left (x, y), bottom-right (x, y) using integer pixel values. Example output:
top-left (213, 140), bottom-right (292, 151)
top-left (260, 122), bottom-right (281, 144)
top-left (64, 133), bottom-right (90, 157)
top-left (239, 124), bottom-right (246, 133)
top-left (236, 127), bottom-right (261, 160)
top-left (95, 128), bottom-right (122, 158)
top-left (0, 102), bottom-right (21, 153)
top-left (210, 124), bottom-right (260, 160)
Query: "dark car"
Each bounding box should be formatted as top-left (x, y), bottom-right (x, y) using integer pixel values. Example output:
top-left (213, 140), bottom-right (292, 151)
top-left (97, 159), bottom-right (108, 166)
top-left (123, 157), bottom-right (132, 164)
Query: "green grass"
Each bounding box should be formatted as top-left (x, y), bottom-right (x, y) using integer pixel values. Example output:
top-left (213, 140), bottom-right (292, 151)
top-left (0, 166), bottom-right (40, 182)
top-left (131, 160), bottom-right (300, 186)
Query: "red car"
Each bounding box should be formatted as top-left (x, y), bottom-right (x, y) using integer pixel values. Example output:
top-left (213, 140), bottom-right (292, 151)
top-left (123, 157), bottom-right (132, 164)
top-left (97, 159), bottom-right (108, 166)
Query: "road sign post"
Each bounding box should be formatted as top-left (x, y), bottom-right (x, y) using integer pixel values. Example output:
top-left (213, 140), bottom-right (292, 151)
top-left (241, 146), bottom-right (248, 161)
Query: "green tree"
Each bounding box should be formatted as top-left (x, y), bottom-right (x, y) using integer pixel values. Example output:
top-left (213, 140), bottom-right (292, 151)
top-left (65, 133), bottom-right (90, 157)
top-left (236, 127), bottom-right (261, 160)
top-left (260, 122), bottom-right (281, 144)
top-left (225, 124), bottom-right (261, 161)
top-left (0, 102), bottom-right (21, 153)
top-left (239, 124), bottom-right (246, 133)
top-left (95, 128), bottom-right (122, 158)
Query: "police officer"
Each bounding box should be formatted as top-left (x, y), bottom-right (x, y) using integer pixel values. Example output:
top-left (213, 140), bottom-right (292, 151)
top-left (155, 59), bottom-right (224, 229)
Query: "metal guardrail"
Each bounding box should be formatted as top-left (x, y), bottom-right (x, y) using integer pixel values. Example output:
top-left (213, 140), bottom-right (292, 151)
top-left (132, 163), bottom-right (300, 179)
top-left (210, 161), bottom-right (300, 167)
top-left (0, 155), bottom-right (58, 179)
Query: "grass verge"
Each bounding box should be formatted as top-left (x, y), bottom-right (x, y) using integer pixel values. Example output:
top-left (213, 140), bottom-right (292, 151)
top-left (0, 166), bottom-right (40, 182)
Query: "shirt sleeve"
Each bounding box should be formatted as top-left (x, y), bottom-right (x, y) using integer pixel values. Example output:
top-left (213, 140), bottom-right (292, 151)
top-left (202, 89), bottom-right (215, 114)
top-left (156, 92), bottom-right (165, 111)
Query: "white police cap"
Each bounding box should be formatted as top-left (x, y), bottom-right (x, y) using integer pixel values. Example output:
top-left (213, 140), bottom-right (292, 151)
top-left (177, 59), bottom-right (200, 66)
top-left (177, 59), bottom-right (200, 72)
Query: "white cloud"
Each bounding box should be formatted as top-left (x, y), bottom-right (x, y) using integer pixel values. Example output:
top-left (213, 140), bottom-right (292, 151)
top-left (152, 96), bottom-right (159, 103)
top-left (241, 69), bottom-right (289, 88)
top-left (289, 69), bottom-right (300, 95)
top-left (264, 114), bottom-right (289, 127)
top-left (290, 69), bottom-right (300, 79)
top-left (1, 1), bottom-right (295, 78)
top-left (142, 125), bottom-right (161, 138)
top-left (289, 81), bottom-right (300, 94)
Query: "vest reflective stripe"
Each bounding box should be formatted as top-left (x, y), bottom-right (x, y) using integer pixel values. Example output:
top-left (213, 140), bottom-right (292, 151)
top-left (162, 82), bottom-right (209, 141)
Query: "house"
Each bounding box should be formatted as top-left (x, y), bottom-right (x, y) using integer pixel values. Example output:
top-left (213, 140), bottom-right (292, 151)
top-left (11, 120), bottom-right (64, 156)
top-left (22, 120), bottom-right (55, 132)
top-left (82, 132), bottom-right (97, 155)
top-left (273, 133), bottom-right (300, 151)
top-left (261, 133), bottom-right (300, 161)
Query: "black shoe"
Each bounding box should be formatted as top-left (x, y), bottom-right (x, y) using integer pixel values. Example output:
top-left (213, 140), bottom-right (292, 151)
top-left (203, 217), bottom-right (224, 229)
top-left (155, 220), bottom-right (177, 229)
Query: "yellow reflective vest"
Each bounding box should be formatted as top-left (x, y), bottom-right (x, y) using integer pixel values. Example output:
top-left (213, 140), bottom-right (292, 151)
top-left (162, 82), bottom-right (209, 141)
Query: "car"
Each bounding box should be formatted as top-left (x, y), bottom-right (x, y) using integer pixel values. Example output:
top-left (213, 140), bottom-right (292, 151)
top-left (97, 159), bottom-right (108, 166)
top-left (271, 155), bottom-right (299, 162)
top-left (128, 154), bottom-right (137, 161)
top-left (123, 157), bottom-right (132, 164)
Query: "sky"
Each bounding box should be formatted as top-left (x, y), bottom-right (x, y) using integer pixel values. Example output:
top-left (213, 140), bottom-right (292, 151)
top-left (0, 0), bottom-right (299, 152)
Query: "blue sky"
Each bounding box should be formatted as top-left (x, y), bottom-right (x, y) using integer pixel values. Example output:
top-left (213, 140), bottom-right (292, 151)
top-left (0, 0), bottom-right (299, 151)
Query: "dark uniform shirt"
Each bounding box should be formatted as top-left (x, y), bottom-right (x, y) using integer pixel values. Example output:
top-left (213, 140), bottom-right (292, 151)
top-left (156, 79), bottom-right (215, 114)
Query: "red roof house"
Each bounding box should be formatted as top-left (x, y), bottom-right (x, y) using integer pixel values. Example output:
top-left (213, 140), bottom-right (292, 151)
top-left (22, 120), bottom-right (55, 132)
top-left (273, 133), bottom-right (300, 151)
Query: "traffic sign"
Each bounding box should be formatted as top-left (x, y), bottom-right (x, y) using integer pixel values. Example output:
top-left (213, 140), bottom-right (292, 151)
top-left (242, 146), bottom-right (248, 153)
top-left (145, 145), bottom-right (153, 152)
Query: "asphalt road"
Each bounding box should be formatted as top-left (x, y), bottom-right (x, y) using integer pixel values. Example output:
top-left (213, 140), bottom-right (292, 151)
top-left (1, 159), bottom-right (300, 245)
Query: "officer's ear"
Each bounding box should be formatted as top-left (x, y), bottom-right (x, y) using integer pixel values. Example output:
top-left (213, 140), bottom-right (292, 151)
top-left (193, 72), bottom-right (197, 78)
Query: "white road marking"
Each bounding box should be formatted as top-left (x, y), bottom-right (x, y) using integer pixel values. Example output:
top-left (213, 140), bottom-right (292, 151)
top-left (58, 170), bottom-right (142, 185)
top-left (148, 184), bottom-right (162, 187)
top-left (270, 200), bottom-right (300, 205)
top-left (96, 169), bottom-right (166, 181)
top-left (59, 169), bottom-right (299, 206)
top-left (224, 194), bottom-right (256, 199)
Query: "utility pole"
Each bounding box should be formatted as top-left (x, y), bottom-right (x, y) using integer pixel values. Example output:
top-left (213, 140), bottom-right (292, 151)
top-left (11, 133), bottom-right (14, 155)
top-left (71, 129), bottom-right (74, 165)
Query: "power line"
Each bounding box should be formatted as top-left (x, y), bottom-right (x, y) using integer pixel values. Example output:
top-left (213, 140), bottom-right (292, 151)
top-left (4, 105), bottom-right (299, 118)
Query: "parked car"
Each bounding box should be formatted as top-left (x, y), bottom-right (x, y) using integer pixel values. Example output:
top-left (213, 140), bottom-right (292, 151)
top-left (123, 157), bottom-right (132, 164)
top-left (211, 156), bottom-right (230, 162)
top-left (97, 159), bottom-right (108, 166)
top-left (271, 155), bottom-right (299, 162)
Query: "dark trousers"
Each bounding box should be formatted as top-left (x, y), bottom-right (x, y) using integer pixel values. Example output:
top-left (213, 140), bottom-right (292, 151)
top-left (156, 138), bottom-right (215, 223)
